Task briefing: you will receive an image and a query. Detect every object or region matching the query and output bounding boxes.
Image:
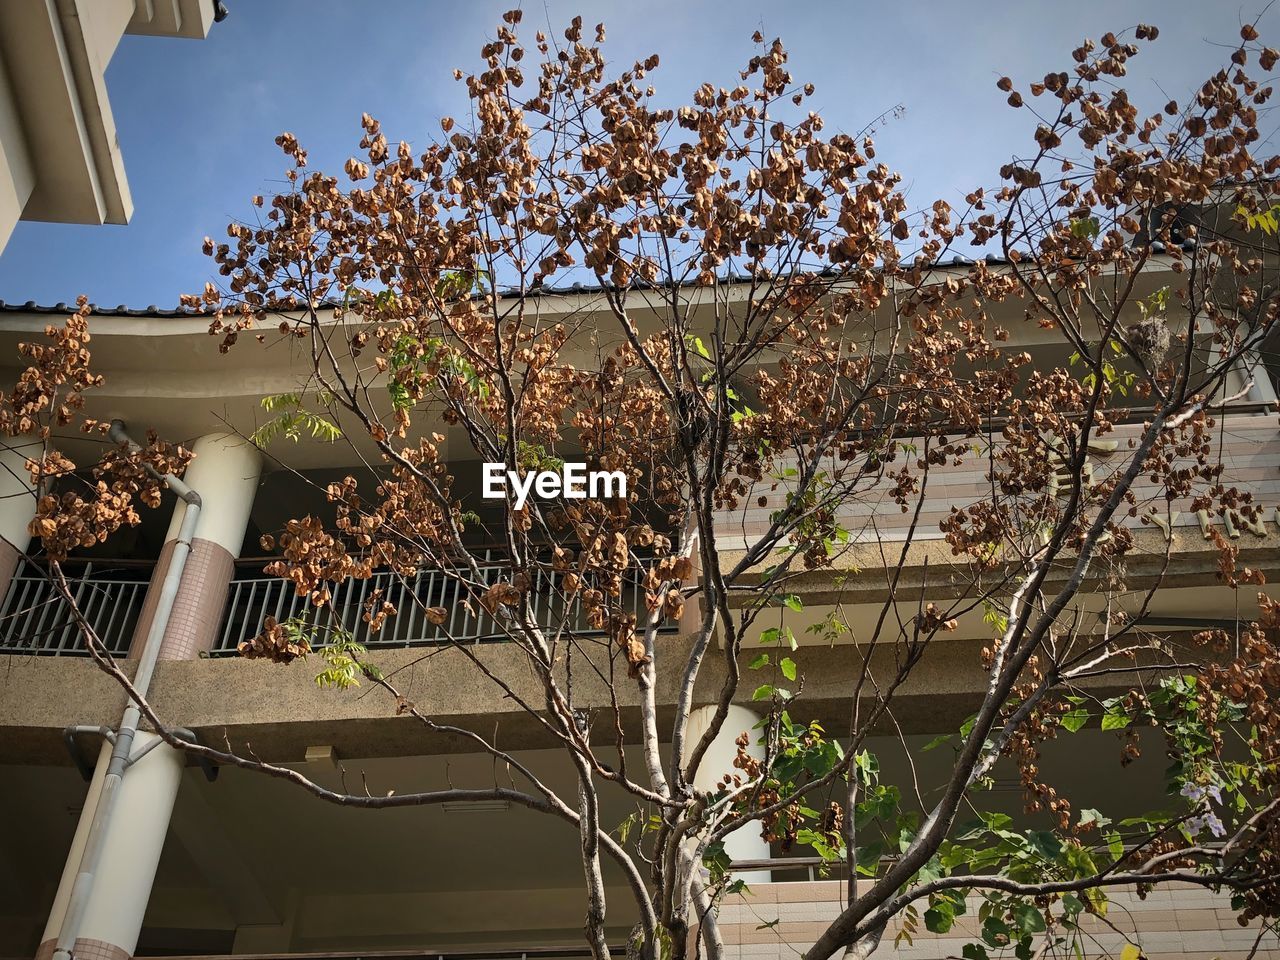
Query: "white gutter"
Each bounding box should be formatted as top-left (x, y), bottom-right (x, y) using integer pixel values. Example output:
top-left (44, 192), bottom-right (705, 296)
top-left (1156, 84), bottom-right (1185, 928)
top-left (51, 419), bottom-right (202, 960)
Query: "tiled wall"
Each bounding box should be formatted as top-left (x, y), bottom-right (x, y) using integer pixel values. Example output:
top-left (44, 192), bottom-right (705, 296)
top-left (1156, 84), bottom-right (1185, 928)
top-left (714, 880), bottom-right (1279, 960)
top-left (126, 537), bottom-right (235, 660)
top-left (716, 414), bottom-right (1280, 550)
top-left (34, 937), bottom-right (129, 960)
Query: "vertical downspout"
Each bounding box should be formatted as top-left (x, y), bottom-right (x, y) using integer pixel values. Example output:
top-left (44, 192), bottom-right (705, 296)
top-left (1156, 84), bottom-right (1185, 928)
top-left (51, 421), bottom-right (202, 960)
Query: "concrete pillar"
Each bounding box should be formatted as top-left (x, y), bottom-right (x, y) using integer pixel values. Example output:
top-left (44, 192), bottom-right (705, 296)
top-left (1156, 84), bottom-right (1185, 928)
top-left (40, 433), bottom-right (261, 960)
top-left (129, 432), bottom-right (262, 659)
top-left (686, 704), bottom-right (771, 885)
top-left (0, 436), bottom-right (40, 596)
top-left (38, 735), bottom-right (182, 960)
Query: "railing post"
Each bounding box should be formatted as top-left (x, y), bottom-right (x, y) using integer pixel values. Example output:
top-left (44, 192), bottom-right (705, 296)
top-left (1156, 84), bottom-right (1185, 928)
top-left (56, 562), bottom-right (93, 653)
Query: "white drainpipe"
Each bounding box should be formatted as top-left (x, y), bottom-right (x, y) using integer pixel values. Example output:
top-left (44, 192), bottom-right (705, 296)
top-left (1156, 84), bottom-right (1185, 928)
top-left (51, 420), bottom-right (203, 960)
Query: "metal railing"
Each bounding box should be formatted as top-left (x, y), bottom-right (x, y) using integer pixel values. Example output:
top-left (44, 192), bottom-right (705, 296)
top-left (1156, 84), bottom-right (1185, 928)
top-left (214, 549), bottom-right (667, 655)
top-left (0, 550), bottom-right (676, 658)
top-left (0, 559), bottom-right (148, 657)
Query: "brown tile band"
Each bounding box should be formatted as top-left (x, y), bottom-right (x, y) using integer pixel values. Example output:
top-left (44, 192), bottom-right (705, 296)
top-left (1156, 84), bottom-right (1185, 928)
top-left (127, 537), bottom-right (235, 661)
top-left (35, 938), bottom-right (129, 960)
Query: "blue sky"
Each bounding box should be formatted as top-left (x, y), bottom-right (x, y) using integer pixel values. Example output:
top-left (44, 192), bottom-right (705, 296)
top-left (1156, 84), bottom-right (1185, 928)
top-left (0, 0), bottom-right (1275, 307)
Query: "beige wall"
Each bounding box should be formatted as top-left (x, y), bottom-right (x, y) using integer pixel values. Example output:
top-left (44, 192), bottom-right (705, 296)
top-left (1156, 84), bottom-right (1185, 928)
top-left (0, 0), bottom-right (213, 255)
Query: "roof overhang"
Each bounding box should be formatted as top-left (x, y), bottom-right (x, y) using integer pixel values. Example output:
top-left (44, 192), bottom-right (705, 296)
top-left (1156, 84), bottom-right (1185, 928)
top-left (124, 0), bottom-right (215, 40)
top-left (0, 0), bottom-right (213, 231)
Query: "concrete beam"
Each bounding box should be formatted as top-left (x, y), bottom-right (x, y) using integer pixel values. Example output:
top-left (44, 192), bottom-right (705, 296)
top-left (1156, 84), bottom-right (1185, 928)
top-left (125, 0), bottom-right (213, 39)
top-left (0, 629), bottom-right (1199, 767)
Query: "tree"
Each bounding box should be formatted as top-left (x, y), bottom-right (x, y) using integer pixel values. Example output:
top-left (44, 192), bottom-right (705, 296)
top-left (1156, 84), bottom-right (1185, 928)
top-left (13, 12), bottom-right (1280, 960)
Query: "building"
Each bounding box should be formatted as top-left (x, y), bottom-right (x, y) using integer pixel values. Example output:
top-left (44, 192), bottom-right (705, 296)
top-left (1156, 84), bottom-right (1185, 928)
top-left (0, 0), bottom-right (221, 254)
top-left (0, 251), bottom-right (1278, 960)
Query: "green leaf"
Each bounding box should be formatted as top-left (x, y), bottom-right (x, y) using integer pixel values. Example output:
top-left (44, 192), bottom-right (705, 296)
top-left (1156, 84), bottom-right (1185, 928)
top-left (614, 812), bottom-right (638, 844)
top-left (1060, 708), bottom-right (1089, 733)
top-left (1078, 808), bottom-right (1111, 831)
top-left (1069, 216), bottom-right (1100, 240)
top-left (854, 840), bottom-right (883, 875)
top-left (1101, 697), bottom-right (1131, 731)
top-left (749, 652), bottom-right (770, 670)
top-left (751, 684), bottom-right (774, 701)
top-left (780, 657), bottom-right (798, 682)
top-left (1013, 902), bottom-right (1046, 935)
top-left (982, 916), bottom-right (1011, 948)
top-left (1027, 831), bottom-right (1062, 861)
top-left (921, 732), bottom-right (954, 752)
top-left (924, 906), bottom-right (954, 934)
top-left (781, 594), bottom-right (804, 613)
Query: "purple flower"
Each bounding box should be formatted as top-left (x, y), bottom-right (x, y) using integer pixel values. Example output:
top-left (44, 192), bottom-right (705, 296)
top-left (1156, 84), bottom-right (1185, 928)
top-left (1204, 813), bottom-right (1226, 838)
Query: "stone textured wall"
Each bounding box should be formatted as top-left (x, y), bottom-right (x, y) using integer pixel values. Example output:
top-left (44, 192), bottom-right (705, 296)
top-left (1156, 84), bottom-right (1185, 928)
top-left (714, 880), bottom-right (1279, 960)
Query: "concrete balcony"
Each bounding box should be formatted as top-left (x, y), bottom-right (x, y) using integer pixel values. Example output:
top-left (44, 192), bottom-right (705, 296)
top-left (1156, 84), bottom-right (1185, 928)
top-left (0, 551), bottom-right (672, 659)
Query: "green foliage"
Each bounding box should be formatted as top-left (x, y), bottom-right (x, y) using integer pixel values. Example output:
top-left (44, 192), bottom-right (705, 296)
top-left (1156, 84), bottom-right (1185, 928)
top-left (1138, 285), bottom-right (1170, 318)
top-left (686, 332), bottom-right (757, 424)
top-left (685, 333), bottom-right (711, 361)
top-left (614, 809), bottom-right (663, 847)
top-left (1236, 202), bottom-right (1280, 235)
top-left (924, 888), bottom-right (968, 934)
top-left (758, 625), bottom-right (797, 650)
top-left (981, 600), bottom-right (1009, 634)
top-left (387, 333), bottom-right (490, 412)
top-left (765, 467), bottom-right (852, 567)
top-left (515, 439), bottom-right (564, 472)
top-left (315, 633), bottom-right (372, 689)
top-left (749, 625), bottom-right (800, 702)
top-left (916, 664), bottom-right (1272, 960)
top-left (1068, 215), bottom-right (1100, 241)
top-left (1078, 344), bottom-right (1137, 396)
top-left (434, 268), bottom-right (491, 301)
top-left (251, 392), bottom-right (342, 446)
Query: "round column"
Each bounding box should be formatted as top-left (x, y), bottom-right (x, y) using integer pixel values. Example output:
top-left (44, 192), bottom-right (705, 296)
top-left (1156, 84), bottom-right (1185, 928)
top-left (129, 432), bottom-right (262, 659)
top-left (686, 704), bottom-right (771, 884)
top-left (41, 432), bottom-right (261, 960)
top-left (39, 735), bottom-right (183, 960)
top-left (0, 436), bottom-right (41, 596)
